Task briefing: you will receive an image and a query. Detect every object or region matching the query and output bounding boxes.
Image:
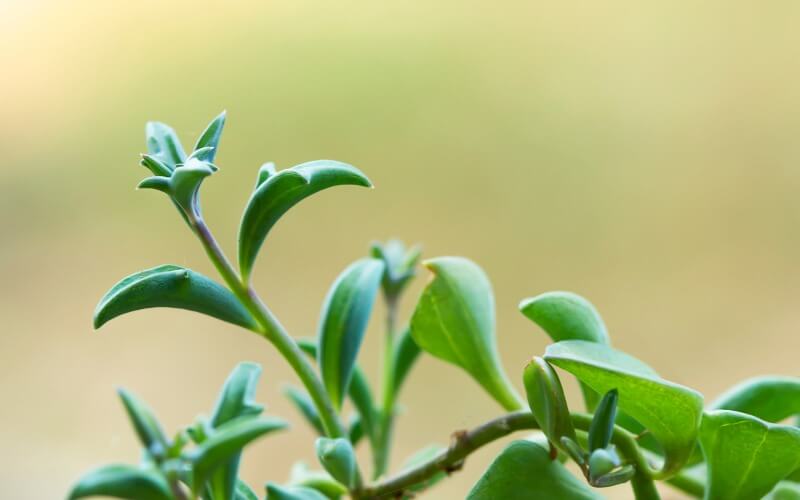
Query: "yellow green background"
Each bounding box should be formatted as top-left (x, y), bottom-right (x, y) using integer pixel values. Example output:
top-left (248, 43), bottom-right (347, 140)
top-left (2, 2), bottom-right (799, 498)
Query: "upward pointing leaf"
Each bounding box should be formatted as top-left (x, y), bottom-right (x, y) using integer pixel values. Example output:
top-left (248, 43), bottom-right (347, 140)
top-left (315, 437), bottom-right (361, 490)
top-left (467, 440), bottom-right (602, 499)
top-left (68, 464), bottom-right (172, 500)
top-left (410, 257), bottom-right (523, 411)
top-left (94, 265), bottom-right (257, 331)
top-left (522, 357), bottom-right (576, 449)
top-left (138, 158), bottom-right (217, 219)
top-left (700, 410), bottom-right (800, 500)
top-left (710, 376), bottom-right (800, 423)
top-left (146, 121), bottom-right (186, 171)
top-left (544, 340), bottom-right (703, 477)
top-left (117, 388), bottom-right (169, 457)
top-left (317, 258), bottom-right (384, 410)
top-left (193, 111), bottom-right (226, 162)
top-left (237, 160), bottom-right (372, 282)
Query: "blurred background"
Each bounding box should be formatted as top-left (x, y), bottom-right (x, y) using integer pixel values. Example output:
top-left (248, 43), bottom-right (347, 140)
top-left (2, 1), bottom-right (800, 498)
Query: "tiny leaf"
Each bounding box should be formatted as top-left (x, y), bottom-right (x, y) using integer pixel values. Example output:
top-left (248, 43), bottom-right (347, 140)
top-left (544, 340), bottom-right (703, 477)
top-left (266, 483), bottom-right (328, 500)
top-left (138, 158), bottom-right (217, 219)
top-left (146, 121), bottom-right (186, 171)
top-left (288, 461), bottom-right (348, 498)
top-left (284, 386), bottom-right (325, 436)
top-left (317, 258), bottom-right (384, 409)
top-left (589, 389), bottom-right (619, 452)
top-left (700, 410), bottom-right (800, 500)
top-left (410, 257), bottom-right (523, 411)
top-left (68, 464), bottom-right (172, 500)
top-left (315, 437), bottom-right (361, 490)
top-left (710, 376), bottom-right (800, 423)
top-left (193, 111), bottom-right (226, 162)
top-left (522, 357), bottom-right (576, 448)
top-left (370, 239), bottom-right (422, 298)
top-left (467, 441), bottom-right (601, 499)
top-left (117, 388), bottom-right (169, 457)
top-left (238, 160), bottom-right (372, 281)
top-left (94, 265), bottom-right (257, 330)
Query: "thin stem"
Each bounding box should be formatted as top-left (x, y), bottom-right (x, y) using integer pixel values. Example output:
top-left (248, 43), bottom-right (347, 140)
top-left (374, 294), bottom-right (399, 478)
top-left (190, 215), bottom-right (345, 438)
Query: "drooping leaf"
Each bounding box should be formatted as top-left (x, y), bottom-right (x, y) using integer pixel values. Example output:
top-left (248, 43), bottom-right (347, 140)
top-left (146, 121), bottom-right (186, 171)
top-left (589, 389), bottom-right (619, 452)
top-left (700, 410), bottom-right (800, 500)
top-left (238, 160), bottom-right (372, 281)
top-left (519, 291), bottom-right (609, 410)
top-left (138, 158), bottom-right (217, 218)
top-left (544, 340), bottom-right (703, 477)
top-left (68, 464), bottom-right (172, 500)
top-left (410, 257), bottom-right (523, 411)
top-left (522, 357), bottom-right (576, 448)
top-left (710, 376), bottom-right (800, 423)
top-left (467, 440), bottom-right (602, 499)
top-left (188, 417), bottom-right (288, 490)
top-left (315, 438), bottom-right (360, 490)
top-left (266, 483), bottom-right (328, 500)
top-left (234, 480), bottom-right (259, 500)
top-left (207, 363), bottom-right (265, 500)
top-left (317, 258), bottom-right (384, 409)
top-left (284, 386), bottom-right (325, 436)
top-left (390, 327), bottom-right (421, 399)
top-left (193, 111), bottom-right (226, 162)
top-left (288, 461), bottom-right (347, 499)
top-left (94, 265), bottom-right (257, 330)
top-left (117, 388), bottom-right (169, 457)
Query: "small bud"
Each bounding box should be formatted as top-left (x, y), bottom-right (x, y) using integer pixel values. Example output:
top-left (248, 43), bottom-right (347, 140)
top-left (588, 389), bottom-right (619, 451)
top-left (588, 448), bottom-right (620, 481)
top-left (523, 357), bottom-right (577, 448)
top-left (592, 464), bottom-right (635, 487)
top-left (315, 437), bottom-right (360, 490)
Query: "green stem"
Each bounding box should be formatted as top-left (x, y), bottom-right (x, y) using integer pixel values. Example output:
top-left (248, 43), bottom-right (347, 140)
top-left (374, 295), bottom-right (399, 478)
top-left (190, 215), bottom-right (345, 438)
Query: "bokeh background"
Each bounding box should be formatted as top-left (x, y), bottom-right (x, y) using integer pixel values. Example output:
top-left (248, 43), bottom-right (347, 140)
top-left (2, 1), bottom-right (800, 498)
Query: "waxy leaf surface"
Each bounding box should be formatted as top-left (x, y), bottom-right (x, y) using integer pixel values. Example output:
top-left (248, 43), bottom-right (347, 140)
top-left (710, 376), bottom-right (800, 423)
top-left (315, 437), bottom-right (360, 490)
top-left (68, 465), bottom-right (172, 500)
top-left (193, 111), bottom-right (226, 162)
top-left (146, 121), bottom-right (186, 170)
top-left (117, 388), bottom-right (168, 456)
top-left (266, 483), bottom-right (328, 500)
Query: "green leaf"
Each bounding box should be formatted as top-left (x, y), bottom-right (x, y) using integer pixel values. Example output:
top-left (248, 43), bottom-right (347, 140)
top-left (519, 291), bottom-right (609, 410)
top-left (370, 239), bottom-right (421, 298)
top-left (207, 363), bottom-right (265, 500)
top-left (238, 160), bottom-right (372, 281)
top-left (467, 440), bottom-right (602, 499)
top-left (522, 357), bottom-right (577, 448)
top-left (266, 483), bottom-right (328, 500)
top-left (234, 480), bottom-right (259, 500)
top-left (544, 340), bottom-right (703, 477)
top-left (766, 482), bottom-right (800, 500)
top-left (188, 417), bottom-right (288, 490)
top-left (317, 258), bottom-right (384, 410)
top-left (315, 438), bottom-right (361, 490)
top-left (347, 414), bottom-right (364, 446)
top-left (68, 464), bottom-right (172, 500)
top-left (710, 376), bottom-right (800, 423)
top-left (193, 111), bottom-right (226, 162)
top-left (390, 327), bottom-right (421, 398)
top-left (146, 121), bottom-right (186, 171)
top-left (138, 157), bottom-right (217, 218)
top-left (117, 388), bottom-right (169, 457)
top-left (94, 265), bottom-right (257, 330)
top-left (589, 389), bottom-right (619, 452)
top-left (410, 257), bottom-right (523, 411)
top-left (288, 462), bottom-right (347, 499)
top-left (700, 410), bottom-right (800, 500)
top-left (284, 385), bottom-right (325, 436)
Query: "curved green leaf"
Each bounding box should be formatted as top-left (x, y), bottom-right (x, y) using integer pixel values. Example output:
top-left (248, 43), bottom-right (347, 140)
top-left (522, 357), bottom-right (576, 448)
top-left (544, 340), bottom-right (703, 477)
top-left (284, 385), bottom-right (324, 436)
top-left (318, 258), bottom-right (384, 410)
top-left (193, 111), bottom-right (226, 162)
top-left (370, 239), bottom-right (421, 299)
top-left (117, 388), bottom-right (168, 456)
top-left (589, 389), bottom-right (619, 452)
top-left (234, 481), bottom-right (258, 500)
top-left (700, 410), bottom-right (800, 500)
top-left (238, 160), bottom-right (372, 281)
top-left (710, 376), bottom-right (800, 423)
top-left (766, 482), bottom-right (800, 500)
top-left (410, 257), bottom-right (523, 411)
top-left (94, 265), bottom-right (257, 330)
top-left (467, 440), bottom-right (602, 499)
top-left (207, 362), bottom-right (264, 500)
top-left (146, 121), bottom-right (186, 171)
top-left (315, 438), bottom-right (360, 490)
top-left (138, 158), bottom-right (217, 218)
top-left (188, 417), bottom-right (288, 490)
top-left (288, 461), bottom-right (348, 499)
top-left (68, 465), bottom-right (172, 500)
top-left (266, 483), bottom-right (328, 500)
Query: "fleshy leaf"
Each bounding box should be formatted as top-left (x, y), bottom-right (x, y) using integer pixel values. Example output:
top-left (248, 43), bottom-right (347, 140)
top-left (700, 410), bottom-right (800, 500)
top-left (235, 480), bottom-right (259, 500)
top-left (410, 257), bottom-right (523, 411)
top-left (317, 258), bottom-right (384, 409)
top-left (146, 121), bottom-right (186, 171)
top-left (238, 160), bottom-right (372, 281)
top-left (288, 461), bottom-right (348, 498)
top-left (766, 482), bottom-right (800, 500)
top-left (589, 389), bottom-right (619, 452)
top-left (519, 291), bottom-right (609, 410)
top-left (710, 376), bottom-right (800, 423)
top-left (193, 111), bottom-right (226, 162)
top-left (284, 386), bottom-right (324, 436)
top-left (188, 417), bottom-right (288, 490)
top-left (94, 265), bottom-right (257, 330)
top-left (467, 440), bottom-right (602, 499)
top-left (68, 464), bottom-right (172, 500)
top-left (544, 340), bottom-right (703, 477)
top-left (522, 357), bottom-right (576, 448)
top-left (266, 483), bottom-right (328, 500)
top-left (117, 388), bottom-right (169, 457)
top-left (370, 239), bottom-right (422, 299)
top-left (315, 438), bottom-right (360, 490)
top-left (138, 158), bottom-right (217, 219)
top-left (390, 327), bottom-right (421, 400)
top-left (206, 363), bottom-right (265, 500)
